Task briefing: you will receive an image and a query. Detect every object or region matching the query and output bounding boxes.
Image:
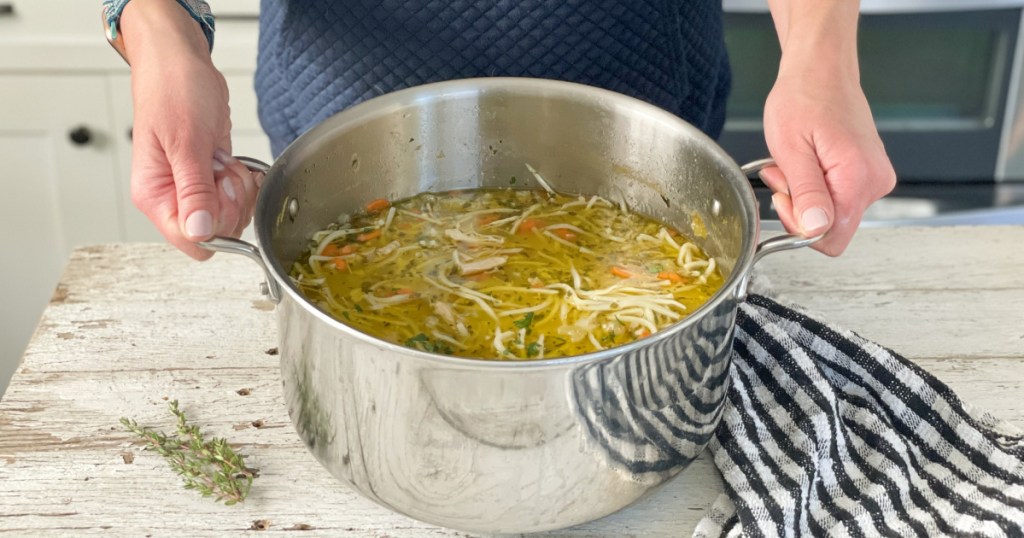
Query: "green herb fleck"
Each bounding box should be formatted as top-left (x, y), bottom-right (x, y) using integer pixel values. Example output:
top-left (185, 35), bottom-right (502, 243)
top-left (405, 333), bottom-right (429, 348)
top-left (354, 304), bottom-right (363, 313)
top-left (526, 342), bottom-right (541, 357)
top-left (404, 333), bottom-right (453, 355)
top-left (509, 176), bottom-right (517, 185)
top-left (120, 401), bottom-right (254, 505)
top-left (513, 312), bottom-right (535, 330)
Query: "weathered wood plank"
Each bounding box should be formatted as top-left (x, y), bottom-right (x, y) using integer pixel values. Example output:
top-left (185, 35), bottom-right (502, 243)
top-left (2, 226), bottom-right (1023, 537)
top-left (757, 225), bottom-right (1024, 292)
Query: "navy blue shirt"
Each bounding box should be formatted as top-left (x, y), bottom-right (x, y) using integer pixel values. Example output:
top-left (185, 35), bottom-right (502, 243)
top-left (255, 0), bottom-right (731, 156)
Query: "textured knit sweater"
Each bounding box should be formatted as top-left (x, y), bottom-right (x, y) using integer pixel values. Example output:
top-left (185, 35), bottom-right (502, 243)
top-left (254, 0), bottom-right (731, 156)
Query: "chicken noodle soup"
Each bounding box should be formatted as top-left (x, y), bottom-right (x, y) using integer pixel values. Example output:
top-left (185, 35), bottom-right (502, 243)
top-left (289, 185), bottom-right (723, 360)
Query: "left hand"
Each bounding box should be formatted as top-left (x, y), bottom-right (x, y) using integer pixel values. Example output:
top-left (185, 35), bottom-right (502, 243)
top-left (760, 60), bottom-right (896, 256)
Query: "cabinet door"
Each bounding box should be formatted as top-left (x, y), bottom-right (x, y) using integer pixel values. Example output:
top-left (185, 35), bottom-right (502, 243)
top-left (0, 75), bottom-right (122, 394)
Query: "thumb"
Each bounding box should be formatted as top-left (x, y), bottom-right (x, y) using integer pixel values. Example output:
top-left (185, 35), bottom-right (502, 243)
top-left (775, 149), bottom-right (834, 237)
top-left (170, 151), bottom-right (220, 242)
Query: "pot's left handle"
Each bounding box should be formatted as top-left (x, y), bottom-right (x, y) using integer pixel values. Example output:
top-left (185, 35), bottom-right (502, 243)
top-left (736, 158), bottom-right (825, 301)
top-left (198, 156), bottom-right (282, 303)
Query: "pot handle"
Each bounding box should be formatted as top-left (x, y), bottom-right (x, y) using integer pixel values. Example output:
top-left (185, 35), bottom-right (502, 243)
top-left (197, 156), bottom-right (282, 303)
top-left (735, 158), bottom-right (826, 301)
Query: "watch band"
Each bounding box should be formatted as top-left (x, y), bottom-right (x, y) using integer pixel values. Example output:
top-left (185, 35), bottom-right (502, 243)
top-left (102, 0), bottom-right (216, 65)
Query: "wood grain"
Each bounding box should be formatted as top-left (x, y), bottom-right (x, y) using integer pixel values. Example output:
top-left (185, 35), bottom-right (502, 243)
top-left (1, 227), bottom-right (1023, 537)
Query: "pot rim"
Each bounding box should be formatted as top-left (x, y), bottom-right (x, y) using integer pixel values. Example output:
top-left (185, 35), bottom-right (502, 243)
top-left (255, 77), bottom-right (761, 369)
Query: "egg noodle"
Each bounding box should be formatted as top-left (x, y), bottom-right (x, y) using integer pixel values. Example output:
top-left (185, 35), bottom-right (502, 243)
top-left (290, 183), bottom-right (723, 360)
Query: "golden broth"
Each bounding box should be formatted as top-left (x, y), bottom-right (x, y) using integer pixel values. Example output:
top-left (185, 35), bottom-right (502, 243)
top-left (289, 188), bottom-right (723, 359)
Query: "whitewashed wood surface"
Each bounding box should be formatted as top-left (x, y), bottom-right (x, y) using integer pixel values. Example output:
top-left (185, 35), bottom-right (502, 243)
top-left (1, 226), bottom-right (1022, 537)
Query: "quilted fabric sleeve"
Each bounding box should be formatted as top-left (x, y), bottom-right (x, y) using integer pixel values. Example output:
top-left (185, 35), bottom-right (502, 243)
top-left (102, 0), bottom-right (215, 51)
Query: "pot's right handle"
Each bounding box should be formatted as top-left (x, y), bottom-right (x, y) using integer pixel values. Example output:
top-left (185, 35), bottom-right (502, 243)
top-left (736, 158), bottom-right (826, 301)
top-left (197, 156), bottom-right (282, 303)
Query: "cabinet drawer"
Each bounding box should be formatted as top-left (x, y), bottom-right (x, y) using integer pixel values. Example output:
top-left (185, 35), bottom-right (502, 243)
top-left (0, 1), bottom-right (102, 38)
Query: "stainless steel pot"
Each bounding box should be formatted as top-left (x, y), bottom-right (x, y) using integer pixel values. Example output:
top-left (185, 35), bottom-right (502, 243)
top-left (207, 78), bottom-right (819, 533)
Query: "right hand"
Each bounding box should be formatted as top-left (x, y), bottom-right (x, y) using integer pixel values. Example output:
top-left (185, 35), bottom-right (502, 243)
top-left (121, 0), bottom-right (260, 260)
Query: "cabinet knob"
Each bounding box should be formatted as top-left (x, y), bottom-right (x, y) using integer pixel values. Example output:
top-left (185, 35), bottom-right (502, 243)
top-left (68, 126), bottom-right (92, 146)
top-left (0, 4), bottom-right (14, 17)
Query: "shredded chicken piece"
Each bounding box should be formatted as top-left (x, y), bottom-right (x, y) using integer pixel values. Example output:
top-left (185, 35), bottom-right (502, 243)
top-left (445, 228), bottom-right (505, 245)
top-left (455, 253), bottom-right (508, 276)
top-left (433, 301), bottom-right (457, 325)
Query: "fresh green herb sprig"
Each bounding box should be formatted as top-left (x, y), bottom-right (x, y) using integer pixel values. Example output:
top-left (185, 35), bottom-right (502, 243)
top-left (121, 400), bottom-right (254, 505)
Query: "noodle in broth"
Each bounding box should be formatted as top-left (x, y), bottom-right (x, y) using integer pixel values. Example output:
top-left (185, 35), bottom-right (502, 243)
top-left (290, 187), bottom-right (723, 360)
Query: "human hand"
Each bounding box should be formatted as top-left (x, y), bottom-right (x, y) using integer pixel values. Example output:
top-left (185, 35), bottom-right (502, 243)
top-left (760, 0), bottom-right (897, 257)
top-left (760, 63), bottom-right (896, 257)
top-left (122, 0), bottom-right (260, 260)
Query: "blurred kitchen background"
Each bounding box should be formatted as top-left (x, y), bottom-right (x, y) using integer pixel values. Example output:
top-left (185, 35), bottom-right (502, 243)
top-left (2, 0), bottom-right (1024, 396)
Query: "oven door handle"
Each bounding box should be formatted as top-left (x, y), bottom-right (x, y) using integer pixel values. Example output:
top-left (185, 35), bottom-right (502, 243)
top-left (723, 0), bottom-right (1024, 14)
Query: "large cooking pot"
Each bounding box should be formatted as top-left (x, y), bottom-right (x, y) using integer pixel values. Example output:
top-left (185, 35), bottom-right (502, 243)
top-left (205, 78), bottom-right (819, 533)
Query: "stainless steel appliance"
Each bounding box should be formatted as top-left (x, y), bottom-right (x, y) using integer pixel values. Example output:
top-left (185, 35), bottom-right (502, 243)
top-left (722, 0), bottom-right (1024, 225)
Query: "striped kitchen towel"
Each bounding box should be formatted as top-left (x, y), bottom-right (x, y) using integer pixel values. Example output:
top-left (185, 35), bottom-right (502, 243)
top-left (694, 294), bottom-right (1024, 537)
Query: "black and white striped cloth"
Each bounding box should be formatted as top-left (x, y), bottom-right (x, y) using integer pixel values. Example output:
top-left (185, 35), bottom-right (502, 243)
top-left (694, 294), bottom-right (1024, 537)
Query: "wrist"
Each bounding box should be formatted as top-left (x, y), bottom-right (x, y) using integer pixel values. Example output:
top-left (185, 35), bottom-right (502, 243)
top-left (769, 0), bottom-right (860, 83)
top-left (120, 0), bottom-right (211, 66)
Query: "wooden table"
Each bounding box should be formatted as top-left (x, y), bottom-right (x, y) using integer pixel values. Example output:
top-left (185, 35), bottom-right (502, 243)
top-left (2, 226), bottom-right (1023, 537)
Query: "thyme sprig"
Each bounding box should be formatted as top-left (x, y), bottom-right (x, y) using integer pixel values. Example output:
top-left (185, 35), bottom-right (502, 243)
top-left (121, 400), bottom-right (254, 505)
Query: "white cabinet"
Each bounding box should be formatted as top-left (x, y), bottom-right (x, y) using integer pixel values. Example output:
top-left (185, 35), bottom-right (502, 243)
top-left (0, 3), bottom-right (267, 395)
top-left (0, 75), bottom-right (123, 390)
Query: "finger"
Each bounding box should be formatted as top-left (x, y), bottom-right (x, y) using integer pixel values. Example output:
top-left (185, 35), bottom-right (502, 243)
top-left (129, 140), bottom-right (215, 260)
top-left (215, 149), bottom-right (255, 197)
top-left (170, 149), bottom-right (221, 244)
top-left (215, 175), bottom-right (242, 237)
top-left (759, 166), bottom-right (789, 195)
top-left (773, 149), bottom-right (835, 237)
top-left (809, 208), bottom-right (862, 257)
top-left (216, 150), bottom-right (260, 232)
top-left (235, 171), bottom-right (264, 237)
top-left (771, 192), bottom-right (799, 233)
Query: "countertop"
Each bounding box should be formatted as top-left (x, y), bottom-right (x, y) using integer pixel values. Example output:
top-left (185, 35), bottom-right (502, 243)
top-left (1, 226), bottom-right (1023, 537)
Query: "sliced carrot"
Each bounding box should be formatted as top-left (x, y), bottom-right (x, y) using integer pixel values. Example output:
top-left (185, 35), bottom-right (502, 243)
top-left (639, 329), bottom-right (652, 338)
top-left (331, 258), bottom-right (348, 270)
top-left (518, 218), bottom-right (544, 234)
top-left (657, 271), bottom-right (686, 283)
top-left (357, 229), bottom-right (381, 242)
top-left (339, 244), bottom-right (358, 255)
top-left (379, 287), bottom-right (415, 297)
top-left (611, 266), bottom-right (637, 279)
top-left (321, 243), bottom-right (343, 256)
top-left (552, 228), bottom-right (576, 241)
top-left (364, 198), bottom-right (391, 213)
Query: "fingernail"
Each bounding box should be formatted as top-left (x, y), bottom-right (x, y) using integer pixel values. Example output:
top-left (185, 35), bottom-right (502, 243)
top-left (212, 158), bottom-right (225, 172)
top-left (214, 148), bottom-right (233, 164)
top-left (770, 193), bottom-right (782, 210)
top-left (254, 171), bottom-right (265, 188)
top-left (221, 178), bottom-right (236, 201)
top-left (801, 207), bottom-right (829, 234)
top-left (185, 210), bottom-right (213, 239)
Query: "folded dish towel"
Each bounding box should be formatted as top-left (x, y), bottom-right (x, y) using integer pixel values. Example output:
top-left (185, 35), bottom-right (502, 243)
top-left (694, 294), bottom-right (1024, 537)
